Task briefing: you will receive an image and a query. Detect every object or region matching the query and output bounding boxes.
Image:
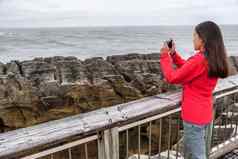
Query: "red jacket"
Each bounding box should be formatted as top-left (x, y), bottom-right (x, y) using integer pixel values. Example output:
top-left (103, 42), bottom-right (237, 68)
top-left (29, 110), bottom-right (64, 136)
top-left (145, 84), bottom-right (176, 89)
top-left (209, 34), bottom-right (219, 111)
top-left (160, 50), bottom-right (218, 124)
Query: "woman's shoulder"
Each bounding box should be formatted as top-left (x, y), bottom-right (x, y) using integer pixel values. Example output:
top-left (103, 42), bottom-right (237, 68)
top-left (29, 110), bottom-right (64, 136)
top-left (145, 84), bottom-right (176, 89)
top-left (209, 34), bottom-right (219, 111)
top-left (185, 51), bottom-right (209, 71)
top-left (187, 51), bottom-right (206, 62)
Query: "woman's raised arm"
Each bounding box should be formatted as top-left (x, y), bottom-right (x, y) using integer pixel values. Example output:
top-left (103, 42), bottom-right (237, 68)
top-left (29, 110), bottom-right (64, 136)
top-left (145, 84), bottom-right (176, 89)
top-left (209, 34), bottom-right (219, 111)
top-left (171, 51), bottom-right (186, 68)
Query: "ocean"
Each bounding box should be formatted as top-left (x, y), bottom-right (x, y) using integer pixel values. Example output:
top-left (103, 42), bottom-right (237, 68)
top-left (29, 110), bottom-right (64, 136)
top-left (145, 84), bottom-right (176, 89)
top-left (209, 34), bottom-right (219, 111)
top-left (0, 25), bottom-right (237, 63)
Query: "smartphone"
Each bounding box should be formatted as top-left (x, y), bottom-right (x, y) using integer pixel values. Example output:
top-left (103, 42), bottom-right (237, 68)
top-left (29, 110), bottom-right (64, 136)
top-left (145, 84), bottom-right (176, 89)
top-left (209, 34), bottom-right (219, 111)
top-left (167, 39), bottom-right (173, 49)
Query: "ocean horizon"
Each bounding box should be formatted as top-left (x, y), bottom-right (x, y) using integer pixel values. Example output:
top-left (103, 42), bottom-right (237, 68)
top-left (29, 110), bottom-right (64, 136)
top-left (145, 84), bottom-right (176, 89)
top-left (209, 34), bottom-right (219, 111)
top-left (0, 25), bottom-right (237, 63)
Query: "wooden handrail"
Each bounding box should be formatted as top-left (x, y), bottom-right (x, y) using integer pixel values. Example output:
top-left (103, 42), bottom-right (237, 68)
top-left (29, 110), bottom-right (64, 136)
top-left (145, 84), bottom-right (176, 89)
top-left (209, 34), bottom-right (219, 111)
top-left (0, 74), bottom-right (237, 159)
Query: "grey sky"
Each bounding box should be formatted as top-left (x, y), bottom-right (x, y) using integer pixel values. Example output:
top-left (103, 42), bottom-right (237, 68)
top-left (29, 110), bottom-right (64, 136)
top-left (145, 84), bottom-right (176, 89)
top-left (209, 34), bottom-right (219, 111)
top-left (1, 0), bottom-right (238, 27)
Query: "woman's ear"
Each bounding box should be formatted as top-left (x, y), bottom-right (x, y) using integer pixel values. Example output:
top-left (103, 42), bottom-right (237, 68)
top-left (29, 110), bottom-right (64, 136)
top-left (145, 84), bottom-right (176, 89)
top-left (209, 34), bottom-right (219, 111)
top-left (197, 35), bottom-right (205, 51)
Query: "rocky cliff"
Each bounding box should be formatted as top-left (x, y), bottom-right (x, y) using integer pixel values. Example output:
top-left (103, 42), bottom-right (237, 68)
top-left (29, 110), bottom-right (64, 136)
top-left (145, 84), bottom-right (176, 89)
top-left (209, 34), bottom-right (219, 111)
top-left (0, 53), bottom-right (237, 132)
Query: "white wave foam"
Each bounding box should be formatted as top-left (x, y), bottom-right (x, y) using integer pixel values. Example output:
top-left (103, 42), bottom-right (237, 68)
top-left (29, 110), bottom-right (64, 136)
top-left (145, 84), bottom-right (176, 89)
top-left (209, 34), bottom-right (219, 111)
top-left (0, 32), bottom-right (5, 36)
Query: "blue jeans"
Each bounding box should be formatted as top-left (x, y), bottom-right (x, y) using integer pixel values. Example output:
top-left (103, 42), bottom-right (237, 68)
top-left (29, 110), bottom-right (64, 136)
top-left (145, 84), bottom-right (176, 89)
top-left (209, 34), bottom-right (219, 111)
top-left (183, 121), bottom-right (212, 159)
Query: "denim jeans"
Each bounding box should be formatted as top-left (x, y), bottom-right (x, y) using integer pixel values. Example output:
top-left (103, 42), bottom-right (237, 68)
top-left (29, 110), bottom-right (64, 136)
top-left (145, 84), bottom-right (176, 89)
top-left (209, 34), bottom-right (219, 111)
top-left (183, 120), bottom-right (212, 159)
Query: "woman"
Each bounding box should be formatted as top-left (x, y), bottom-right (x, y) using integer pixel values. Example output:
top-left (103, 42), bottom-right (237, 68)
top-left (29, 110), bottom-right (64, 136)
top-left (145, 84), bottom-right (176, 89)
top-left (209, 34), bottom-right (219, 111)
top-left (160, 21), bottom-right (229, 159)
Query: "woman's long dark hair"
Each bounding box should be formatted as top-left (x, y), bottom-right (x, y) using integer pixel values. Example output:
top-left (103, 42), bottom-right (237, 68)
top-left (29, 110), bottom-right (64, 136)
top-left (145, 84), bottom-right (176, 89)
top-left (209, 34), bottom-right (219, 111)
top-left (195, 21), bottom-right (229, 78)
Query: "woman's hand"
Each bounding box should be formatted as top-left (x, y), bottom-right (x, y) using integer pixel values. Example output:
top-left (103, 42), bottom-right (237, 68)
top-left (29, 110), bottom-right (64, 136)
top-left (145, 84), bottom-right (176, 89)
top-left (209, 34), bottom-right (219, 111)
top-left (160, 40), bottom-right (176, 57)
top-left (169, 40), bottom-right (176, 56)
top-left (160, 42), bottom-right (170, 56)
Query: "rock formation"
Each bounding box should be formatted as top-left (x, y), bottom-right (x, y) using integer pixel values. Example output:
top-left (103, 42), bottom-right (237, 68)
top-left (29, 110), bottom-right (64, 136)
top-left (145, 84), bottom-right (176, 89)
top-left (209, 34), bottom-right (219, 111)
top-left (0, 53), bottom-right (237, 132)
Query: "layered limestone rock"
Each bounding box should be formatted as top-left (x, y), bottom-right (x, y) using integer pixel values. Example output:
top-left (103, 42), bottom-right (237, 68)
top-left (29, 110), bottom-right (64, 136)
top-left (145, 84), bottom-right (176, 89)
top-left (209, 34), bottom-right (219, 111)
top-left (0, 54), bottom-right (237, 132)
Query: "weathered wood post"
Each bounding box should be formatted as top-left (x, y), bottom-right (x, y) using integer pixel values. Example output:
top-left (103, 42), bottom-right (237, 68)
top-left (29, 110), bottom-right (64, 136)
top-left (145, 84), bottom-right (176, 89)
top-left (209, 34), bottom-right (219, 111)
top-left (97, 131), bottom-right (106, 159)
top-left (98, 127), bottom-right (119, 159)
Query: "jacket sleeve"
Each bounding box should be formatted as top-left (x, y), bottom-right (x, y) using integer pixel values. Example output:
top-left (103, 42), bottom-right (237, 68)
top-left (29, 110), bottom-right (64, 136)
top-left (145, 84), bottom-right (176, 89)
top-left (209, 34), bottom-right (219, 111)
top-left (171, 51), bottom-right (186, 68)
top-left (160, 51), bottom-right (206, 85)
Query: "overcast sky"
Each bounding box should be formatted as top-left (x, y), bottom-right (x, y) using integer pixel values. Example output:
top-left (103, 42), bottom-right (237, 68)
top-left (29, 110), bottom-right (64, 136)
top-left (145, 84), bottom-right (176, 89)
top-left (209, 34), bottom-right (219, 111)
top-left (0, 0), bottom-right (238, 28)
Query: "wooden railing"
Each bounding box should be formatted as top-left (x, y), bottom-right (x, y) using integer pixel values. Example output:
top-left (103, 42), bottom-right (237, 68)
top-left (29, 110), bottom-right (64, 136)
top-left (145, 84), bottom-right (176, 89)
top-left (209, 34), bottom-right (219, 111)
top-left (0, 75), bottom-right (237, 159)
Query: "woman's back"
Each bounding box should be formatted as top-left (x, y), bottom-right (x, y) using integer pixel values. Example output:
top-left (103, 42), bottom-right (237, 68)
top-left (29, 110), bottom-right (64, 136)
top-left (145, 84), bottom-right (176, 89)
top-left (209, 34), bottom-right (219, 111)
top-left (180, 51), bottom-right (218, 124)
